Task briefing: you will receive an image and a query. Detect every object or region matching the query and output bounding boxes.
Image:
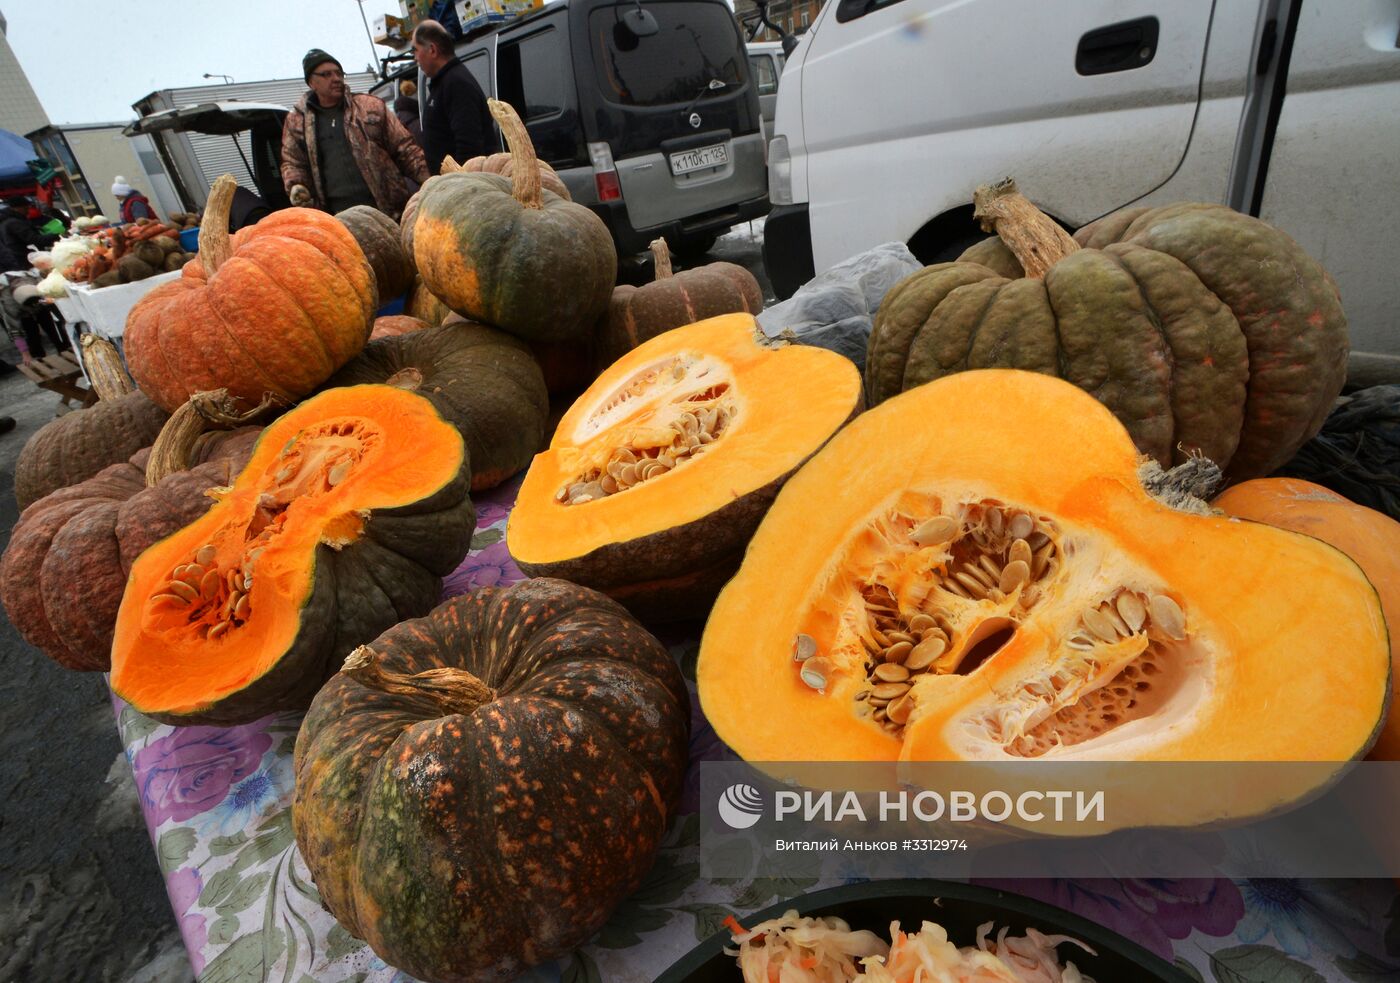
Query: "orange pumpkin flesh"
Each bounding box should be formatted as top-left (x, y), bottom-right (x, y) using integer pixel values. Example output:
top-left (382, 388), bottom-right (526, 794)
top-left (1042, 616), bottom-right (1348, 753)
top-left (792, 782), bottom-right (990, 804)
top-left (507, 313), bottom-right (862, 619)
top-left (111, 385), bottom-right (471, 724)
top-left (698, 371), bottom-right (1388, 779)
top-left (1214, 478), bottom-right (1400, 759)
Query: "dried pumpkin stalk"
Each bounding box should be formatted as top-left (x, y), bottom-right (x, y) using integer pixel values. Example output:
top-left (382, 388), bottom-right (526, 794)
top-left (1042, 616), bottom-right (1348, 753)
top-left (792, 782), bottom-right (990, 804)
top-left (972, 177), bottom-right (1080, 278)
top-left (78, 334), bottom-right (135, 400)
top-left (144, 388), bottom-right (285, 486)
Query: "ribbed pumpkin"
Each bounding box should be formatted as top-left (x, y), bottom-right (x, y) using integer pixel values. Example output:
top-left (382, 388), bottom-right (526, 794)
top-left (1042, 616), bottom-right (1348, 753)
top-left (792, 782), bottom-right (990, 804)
top-left (413, 100), bottom-right (615, 343)
top-left (125, 174), bottom-right (377, 413)
top-left (109, 385), bottom-right (475, 726)
top-left (369, 314), bottom-right (430, 341)
top-left (293, 578), bottom-right (689, 983)
top-left (508, 313), bottom-right (863, 621)
top-left (13, 389), bottom-right (168, 509)
top-left (1214, 477), bottom-right (1400, 759)
top-left (1, 430), bottom-right (260, 671)
top-left (337, 205), bottom-right (415, 301)
top-left (698, 370), bottom-right (1388, 825)
top-left (405, 276), bottom-right (451, 326)
top-left (596, 237), bottom-right (764, 370)
top-left (866, 179), bottom-right (1348, 482)
top-left (454, 148), bottom-right (571, 200)
top-left (322, 318), bottom-right (549, 490)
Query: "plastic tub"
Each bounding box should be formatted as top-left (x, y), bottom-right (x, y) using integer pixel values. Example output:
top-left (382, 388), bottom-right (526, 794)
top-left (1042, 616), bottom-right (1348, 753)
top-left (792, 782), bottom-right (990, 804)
top-left (179, 227), bottom-right (200, 252)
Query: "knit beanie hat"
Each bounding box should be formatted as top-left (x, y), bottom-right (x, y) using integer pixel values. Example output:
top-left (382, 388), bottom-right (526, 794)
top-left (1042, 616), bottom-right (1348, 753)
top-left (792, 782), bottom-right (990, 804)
top-left (303, 49), bottom-right (344, 82)
top-left (111, 176), bottom-right (132, 197)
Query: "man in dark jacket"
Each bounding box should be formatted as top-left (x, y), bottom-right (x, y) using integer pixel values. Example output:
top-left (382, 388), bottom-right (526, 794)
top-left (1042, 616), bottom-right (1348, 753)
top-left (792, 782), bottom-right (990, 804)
top-left (394, 79), bottom-right (423, 146)
top-left (0, 199), bottom-right (59, 273)
top-left (281, 48), bottom-right (429, 219)
top-left (412, 20), bottom-right (496, 174)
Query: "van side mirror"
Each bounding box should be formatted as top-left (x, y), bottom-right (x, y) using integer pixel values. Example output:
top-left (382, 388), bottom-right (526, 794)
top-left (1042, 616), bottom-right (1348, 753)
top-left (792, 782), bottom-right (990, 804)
top-left (781, 35), bottom-right (798, 56)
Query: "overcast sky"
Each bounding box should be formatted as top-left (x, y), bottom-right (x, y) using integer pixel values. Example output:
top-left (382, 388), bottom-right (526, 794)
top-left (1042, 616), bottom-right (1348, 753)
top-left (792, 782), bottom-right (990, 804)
top-left (5, 2), bottom-right (402, 125)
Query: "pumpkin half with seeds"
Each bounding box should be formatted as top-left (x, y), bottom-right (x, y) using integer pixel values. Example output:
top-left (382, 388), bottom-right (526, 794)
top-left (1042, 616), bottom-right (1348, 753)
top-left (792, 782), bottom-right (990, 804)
top-left (698, 370), bottom-right (1388, 814)
top-left (110, 385), bottom-right (475, 725)
top-left (293, 578), bottom-right (689, 982)
top-left (866, 179), bottom-right (1348, 482)
top-left (507, 313), bottom-right (863, 621)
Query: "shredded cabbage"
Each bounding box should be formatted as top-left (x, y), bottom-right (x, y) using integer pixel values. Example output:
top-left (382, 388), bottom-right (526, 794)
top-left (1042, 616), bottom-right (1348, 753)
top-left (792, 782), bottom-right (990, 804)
top-left (36, 270), bottom-right (69, 298)
top-left (728, 911), bottom-right (1095, 983)
top-left (49, 236), bottom-right (95, 272)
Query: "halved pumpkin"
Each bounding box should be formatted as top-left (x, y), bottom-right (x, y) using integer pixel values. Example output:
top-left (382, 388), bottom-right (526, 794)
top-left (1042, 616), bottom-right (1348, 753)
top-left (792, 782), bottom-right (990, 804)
top-left (698, 370), bottom-right (1389, 776)
top-left (110, 384), bottom-right (475, 725)
top-left (507, 313), bottom-right (862, 620)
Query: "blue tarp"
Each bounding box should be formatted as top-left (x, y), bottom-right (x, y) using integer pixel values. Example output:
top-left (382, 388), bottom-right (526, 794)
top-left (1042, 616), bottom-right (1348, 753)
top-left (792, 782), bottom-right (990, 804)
top-left (0, 128), bottom-right (37, 187)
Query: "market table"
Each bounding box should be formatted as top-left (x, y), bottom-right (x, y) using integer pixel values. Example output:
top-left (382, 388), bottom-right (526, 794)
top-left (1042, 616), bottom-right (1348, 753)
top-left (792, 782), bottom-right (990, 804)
top-left (111, 475), bottom-right (1400, 982)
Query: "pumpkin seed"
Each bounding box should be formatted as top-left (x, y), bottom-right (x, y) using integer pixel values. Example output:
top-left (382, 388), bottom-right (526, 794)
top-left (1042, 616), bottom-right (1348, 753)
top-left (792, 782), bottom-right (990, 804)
top-left (619, 463), bottom-right (639, 486)
top-left (944, 578), bottom-right (971, 599)
top-left (180, 564), bottom-right (207, 589)
top-left (872, 707), bottom-right (889, 722)
top-left (223, 592), bottom-right (241, 620)
top-left (1101, 603), bottom-right (1131, 637)
top-left (882, 640), bottom-right (913, 664)
top-left (854, 690), bottom-right (870, 702)
top-left (327, 460), bottom-right (351, 487)
top-left (554, 486), bottom-right (569, 502)
top-left (1008, 513), bottom-right (1035, 541)
top-left (873, 663), bottom-right (910, 683)
top-left (615, 447), bottom-right (637, 464)
top-left (1082, 607), bottom-right (1119, 643)
top-left (1009, 538), bottom-right (1033, 569)
top-left (999, 559), bottom-right (1030, 593)
top-left (167, 581), bottom-right (198, 604)
top-left (978, 555), bottom-right (1003, 581)
top-left (956, 571), bottom-right (991, 598)
top-left (792, 633), bottom-right (817, 662)
top-left (697, 431), bottom-right (714, 444)
top-left (986, 508), bottom-right (1005, 537)
top-left (871, 681), bottom-right (910, 701)
top-left (905, 636), bottom-right (947, 672)
top-left (600, 474), bottom-right (619, 495)
top-left (1027, 531), bottom-right (1050, 550)
top-left (208, 621), bottom-right (231, 641)
top-left (1031, 543), bottom-right (1055, 579)
top-left (911, 515), bottom-right (958, 546)
top-left (908, 613), bottom-right (936, 633)
top-left (232, 593), bottom-right (250, 622)
top-left (800, 656), bottom-right (832, 691)
top-left (886, 630), bottom-right (915, 645)
top-left (199, 569), bottom-right (221, 600)
top-left (152, 592), bottom-right (189, 608)
top-left (1116, 591), bottom-right (1148, 632)
top-left (867, 695), bottom-right (891, 708)
top-left (196, 545), bottom-right (217, 567)
top-left (1149, 593), bottom-right (1187, 639)
top-left (887, 695), bottom-right (914, 725)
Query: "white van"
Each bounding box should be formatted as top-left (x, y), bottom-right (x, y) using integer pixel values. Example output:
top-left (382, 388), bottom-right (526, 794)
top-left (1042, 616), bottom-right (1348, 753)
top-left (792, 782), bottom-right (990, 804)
top-left (763, 0), bottom-right (1400, 370)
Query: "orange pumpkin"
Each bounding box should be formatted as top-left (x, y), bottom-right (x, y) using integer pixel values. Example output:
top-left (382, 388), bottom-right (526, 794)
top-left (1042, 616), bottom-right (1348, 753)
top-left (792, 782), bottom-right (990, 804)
top-left (125, 175), bottom-right (377, 413)
top-left (369, 315), bottom-right (431, 341)
top-left (1214, 477), bottom-right (1400, 758)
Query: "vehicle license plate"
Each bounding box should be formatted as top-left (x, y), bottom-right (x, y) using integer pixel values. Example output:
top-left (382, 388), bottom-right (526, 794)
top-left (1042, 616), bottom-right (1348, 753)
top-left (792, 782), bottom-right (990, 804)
top-left (669, 143), bottom-right (729, 175)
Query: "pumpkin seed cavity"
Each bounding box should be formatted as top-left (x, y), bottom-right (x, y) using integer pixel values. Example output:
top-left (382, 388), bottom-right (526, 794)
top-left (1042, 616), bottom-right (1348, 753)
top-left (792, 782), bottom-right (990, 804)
top-left (148, 422), bottom-right (374, 640)
top-left (791, 499), bottom-right (1196, 753)
top-left (559, 354), bottom-right (737, 505)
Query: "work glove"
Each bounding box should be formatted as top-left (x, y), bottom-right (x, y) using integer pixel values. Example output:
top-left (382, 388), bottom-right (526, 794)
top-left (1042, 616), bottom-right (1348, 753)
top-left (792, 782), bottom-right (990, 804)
top-left (289, 184), bottom-right (312, 207)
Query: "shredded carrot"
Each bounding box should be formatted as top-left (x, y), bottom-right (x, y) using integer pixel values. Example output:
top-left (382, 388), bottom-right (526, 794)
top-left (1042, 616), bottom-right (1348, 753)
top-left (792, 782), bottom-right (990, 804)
top-left (723, 914), bottom-right (748, 938)
top-left (799, 955), bottom-right (820, 969)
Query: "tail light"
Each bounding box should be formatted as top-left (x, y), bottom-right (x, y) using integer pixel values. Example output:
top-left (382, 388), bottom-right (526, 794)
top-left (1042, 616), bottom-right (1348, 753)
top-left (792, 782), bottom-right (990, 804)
top-left (588, 141), bottom-right (622, 203)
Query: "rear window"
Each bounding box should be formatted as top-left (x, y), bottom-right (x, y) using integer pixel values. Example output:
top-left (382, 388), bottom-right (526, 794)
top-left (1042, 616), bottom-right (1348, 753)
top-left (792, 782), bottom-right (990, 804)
top-left (589, 1), bottom-right (745, 107)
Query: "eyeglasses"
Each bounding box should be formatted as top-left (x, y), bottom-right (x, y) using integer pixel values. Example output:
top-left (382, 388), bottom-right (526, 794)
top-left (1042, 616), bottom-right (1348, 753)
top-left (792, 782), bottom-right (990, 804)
top-left (313, 69), bottom-right (345, 79)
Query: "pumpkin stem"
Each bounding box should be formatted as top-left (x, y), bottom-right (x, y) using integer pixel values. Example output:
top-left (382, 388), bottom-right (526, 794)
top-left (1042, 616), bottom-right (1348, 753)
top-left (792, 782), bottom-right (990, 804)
top-left (1137, 453), bottom-right (1224, 516)
top-left (199, 174), bottom-right (239, 275)
top-left (440, 155), bottom-right (464, 174)
top-left (79, 334), bottom-right (134, 400)
top-left (972, 178), bottom-right (1080, 279)
top-left (342, 645), bottom-right (496, 715)
top-left (145, 388), bottom-right (287, 487)
top-left (649, 238), bottom-right (673, 280)
top-left (487, 99), bottom-right (542, 209)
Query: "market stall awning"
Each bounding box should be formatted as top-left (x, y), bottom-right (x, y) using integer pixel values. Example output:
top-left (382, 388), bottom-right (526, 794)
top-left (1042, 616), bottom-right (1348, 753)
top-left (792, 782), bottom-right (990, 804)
top-left (0, 128), bottom-right (39, 189)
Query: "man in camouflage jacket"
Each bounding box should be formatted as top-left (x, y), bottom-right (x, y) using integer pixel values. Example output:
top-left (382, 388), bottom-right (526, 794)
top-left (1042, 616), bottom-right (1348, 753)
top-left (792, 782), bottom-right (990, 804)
top-left (281, 49), bottom-right (429, 221)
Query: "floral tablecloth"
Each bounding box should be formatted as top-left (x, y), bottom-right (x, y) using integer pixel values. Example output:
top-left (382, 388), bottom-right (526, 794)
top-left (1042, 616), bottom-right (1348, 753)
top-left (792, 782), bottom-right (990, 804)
top-left (112, 476), bottom-right (1400, 982)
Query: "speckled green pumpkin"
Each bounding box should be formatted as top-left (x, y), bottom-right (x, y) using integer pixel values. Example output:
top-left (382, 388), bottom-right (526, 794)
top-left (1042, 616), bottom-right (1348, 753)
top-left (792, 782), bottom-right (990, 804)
top-left (411, 100), bottom-right (616, 344)
top-left (867, 195), bottom-right (1349, 482)
top-left (292, 578), bottom-right (690, 983)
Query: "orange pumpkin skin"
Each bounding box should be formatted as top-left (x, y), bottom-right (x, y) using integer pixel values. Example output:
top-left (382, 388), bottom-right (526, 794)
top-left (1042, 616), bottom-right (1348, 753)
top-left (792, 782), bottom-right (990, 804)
top-left (1214, 478), bottom-right (1400, 759)
top-left (125, 178), bottom-right (377, 413)
top-left (369, 315), bottom-right (431, 341)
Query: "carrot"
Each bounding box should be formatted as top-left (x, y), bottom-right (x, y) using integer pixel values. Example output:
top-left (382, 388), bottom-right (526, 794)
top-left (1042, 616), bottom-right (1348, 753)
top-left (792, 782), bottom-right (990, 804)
top-left (722, 914), bottom-right (748, 938)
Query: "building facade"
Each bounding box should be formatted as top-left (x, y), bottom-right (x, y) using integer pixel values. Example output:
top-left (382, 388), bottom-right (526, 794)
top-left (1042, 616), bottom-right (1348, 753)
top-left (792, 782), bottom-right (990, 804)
top-left (0, 9), bottom-right (49, 138)
top-left (733, 0), bottom-right (823, 43)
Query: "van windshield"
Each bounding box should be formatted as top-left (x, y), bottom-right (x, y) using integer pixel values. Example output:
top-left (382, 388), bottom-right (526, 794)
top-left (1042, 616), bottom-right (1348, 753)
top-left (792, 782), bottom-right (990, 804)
top-left (590, 1), bottom-right (745, 107)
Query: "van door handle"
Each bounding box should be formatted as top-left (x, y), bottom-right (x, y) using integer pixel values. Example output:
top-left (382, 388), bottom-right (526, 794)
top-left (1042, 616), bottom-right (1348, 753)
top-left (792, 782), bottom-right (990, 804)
top-left (1076, 16), bottom-right (1160, 76)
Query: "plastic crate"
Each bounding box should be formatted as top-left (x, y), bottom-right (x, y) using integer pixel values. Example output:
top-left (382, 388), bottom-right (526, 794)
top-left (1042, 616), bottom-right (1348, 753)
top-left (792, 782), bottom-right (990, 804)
top-left (179, 227), bottom-right (200, 252)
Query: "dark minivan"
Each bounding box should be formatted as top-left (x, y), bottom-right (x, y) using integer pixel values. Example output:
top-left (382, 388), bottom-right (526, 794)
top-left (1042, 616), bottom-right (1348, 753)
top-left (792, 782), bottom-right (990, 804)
top-left (379, 0), bottom-right (769, 256)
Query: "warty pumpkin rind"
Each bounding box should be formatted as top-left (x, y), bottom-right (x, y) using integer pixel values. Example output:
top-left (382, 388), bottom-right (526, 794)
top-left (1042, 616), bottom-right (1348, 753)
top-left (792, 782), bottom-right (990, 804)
top-left (125, 193), bottom-right (377, 413)
top-left (322, 319), bottom-right (549, 491)
top-left (13, 388), bottom-right (168, 509)
top-left (1, 430), bottom-right (260, 671)
top-left (109, 385), bottom-right (475, 725)
top-left (867, 196), bottom-right (1347, 482)
top-left (413, 171), bottom-right (616, 343)
top-left (292, 578), bottom-right (689, 982)
top-left (507, 313), bottom-right (864, 620)
top-left (1213, 477), bottom-right (1400, 760)
top-left (697, 370), bottom-right (1388, 781)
